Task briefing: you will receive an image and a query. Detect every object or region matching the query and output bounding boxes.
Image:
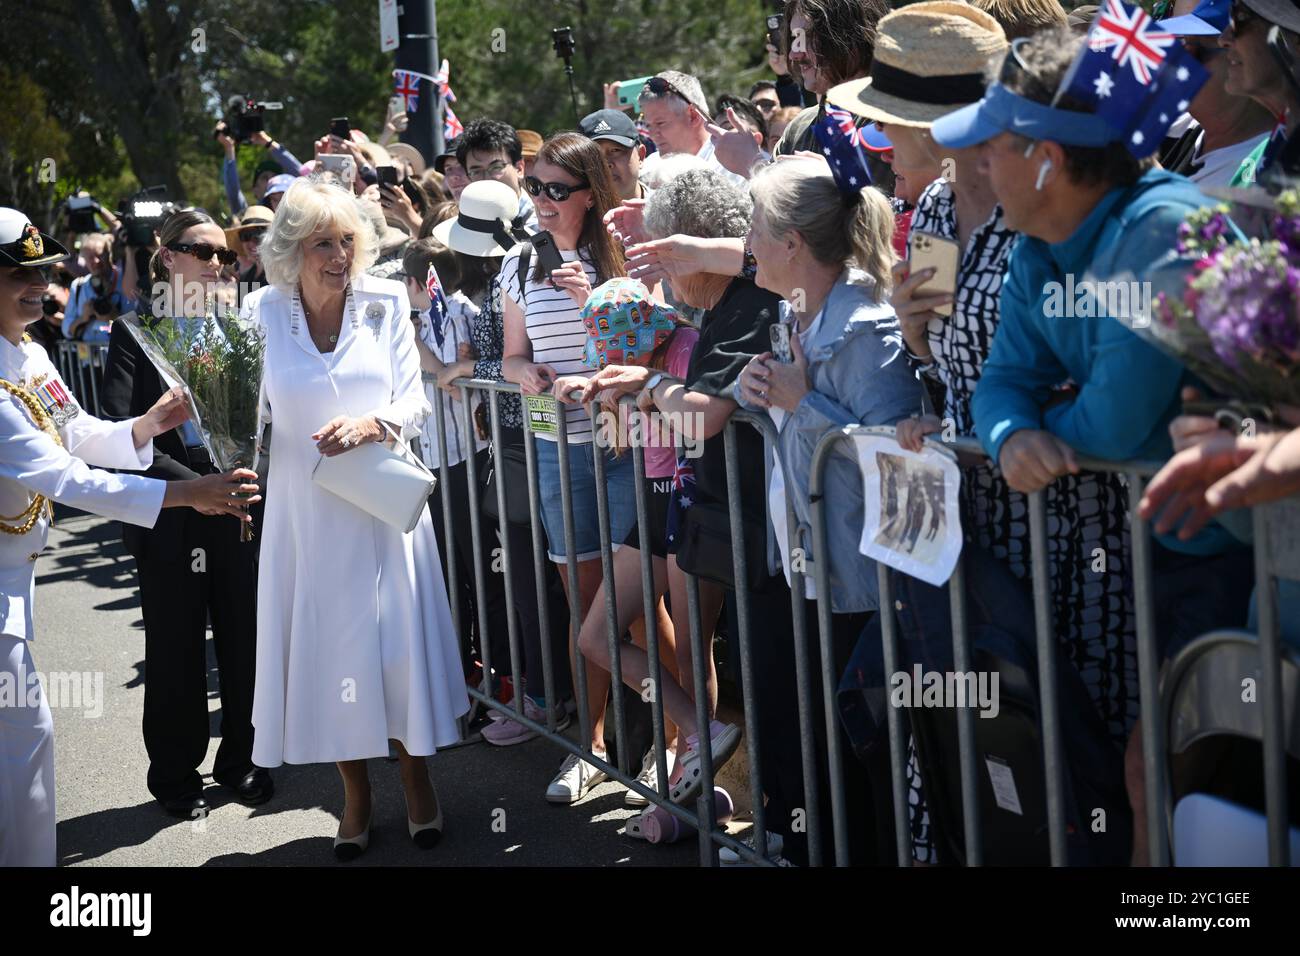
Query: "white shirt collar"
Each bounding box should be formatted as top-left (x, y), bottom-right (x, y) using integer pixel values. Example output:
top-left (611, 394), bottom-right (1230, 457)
top-left (0, 334), bottom-right (29, 382)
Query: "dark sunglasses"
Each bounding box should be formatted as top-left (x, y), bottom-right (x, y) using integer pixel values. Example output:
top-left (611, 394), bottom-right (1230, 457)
top-left (1230, 0), bottom-right (1258, 33)
top-left (168, 241), bottom-right (239, 266)
top-left (524, 175), bottom-right (591, 202)
top-left (238, 228), bottom-right (267, 243)
top-left (643, 76), bottom-right (696, 111)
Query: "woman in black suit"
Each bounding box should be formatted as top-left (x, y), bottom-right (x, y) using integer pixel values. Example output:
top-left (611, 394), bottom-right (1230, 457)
top-left (102, 208), bottom-right (272, 818)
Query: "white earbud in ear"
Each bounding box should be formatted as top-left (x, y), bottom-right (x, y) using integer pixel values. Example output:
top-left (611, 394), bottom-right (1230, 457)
top-left (1035, 158), bottom-right (1053, 191)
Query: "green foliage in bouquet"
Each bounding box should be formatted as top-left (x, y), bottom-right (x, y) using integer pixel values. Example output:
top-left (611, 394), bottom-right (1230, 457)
top-left (121, 309), bottom-right (266, 471)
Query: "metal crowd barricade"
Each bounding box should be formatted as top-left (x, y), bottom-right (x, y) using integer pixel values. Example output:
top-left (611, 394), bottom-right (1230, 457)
top-left (427, 378), bottom-right (1296, 868)
top-left (806, 425), bottom-right (1294, 868)
top-left (54, 340), bottom-right (110, 418)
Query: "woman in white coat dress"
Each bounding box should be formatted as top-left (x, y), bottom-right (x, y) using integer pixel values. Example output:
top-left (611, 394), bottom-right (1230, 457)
top-left (0, 207), bottom-right (261, 866)
top-left (249, 178), bottom-right (468, 861)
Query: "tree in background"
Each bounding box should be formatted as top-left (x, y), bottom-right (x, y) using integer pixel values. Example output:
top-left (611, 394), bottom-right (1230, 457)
top-left (7, 0), bottom-right (774, 228)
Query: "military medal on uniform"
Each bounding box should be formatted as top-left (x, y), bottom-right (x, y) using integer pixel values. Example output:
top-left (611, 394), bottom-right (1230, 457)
top-left (26, 372), bottom-right (80, 427)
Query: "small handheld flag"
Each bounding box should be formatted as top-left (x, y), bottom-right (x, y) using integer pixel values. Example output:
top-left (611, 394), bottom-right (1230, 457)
top-left (426, 262), bottom-right (449, 350)
top-left (1058, 0), bottom-right (1208, 157)
top-left (395, 70), bottom-right (421, 114)
top-left (813, 104), bottom-right (875, 195)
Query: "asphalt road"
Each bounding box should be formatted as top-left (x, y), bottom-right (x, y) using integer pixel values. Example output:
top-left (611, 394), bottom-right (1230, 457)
top-left (33, 509), bottom-right (702, 867)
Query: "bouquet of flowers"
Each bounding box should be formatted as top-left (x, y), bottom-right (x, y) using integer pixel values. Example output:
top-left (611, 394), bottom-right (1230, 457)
top-left (1148, 190), bottom-right (1300, 413)
top-left (119, 307), bottom-right (266, 540)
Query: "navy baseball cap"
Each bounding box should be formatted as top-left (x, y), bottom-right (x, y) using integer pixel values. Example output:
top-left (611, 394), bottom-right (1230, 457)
top-left (579, 109), bottom-right (639, 148)
top-left (1156, 0), bottom-right (1230, 36)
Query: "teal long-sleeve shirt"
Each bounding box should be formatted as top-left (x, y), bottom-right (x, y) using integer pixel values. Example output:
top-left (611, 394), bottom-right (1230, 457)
top-left (972, 169), bottom-right (1236, 556)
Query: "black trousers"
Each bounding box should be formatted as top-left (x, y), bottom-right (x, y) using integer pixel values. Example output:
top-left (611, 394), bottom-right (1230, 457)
top-left (428, 449), bottom-right (513, 677)
top-left (745, 576), bottom-right (880, 866)
top-left (137, 510), bottom-right (259, 801)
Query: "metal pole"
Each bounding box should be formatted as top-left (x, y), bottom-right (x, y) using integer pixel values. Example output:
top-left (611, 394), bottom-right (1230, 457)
top-left (396, 0), bottom-right (442, 163)
top-left (1028, 490), bottom-right (1067, 865)
top-left (1252, 503), bottom-right (1291, 866)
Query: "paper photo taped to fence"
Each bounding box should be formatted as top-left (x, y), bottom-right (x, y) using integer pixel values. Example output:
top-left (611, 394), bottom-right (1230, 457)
top-left (855, 434), bottom-right (962, 587)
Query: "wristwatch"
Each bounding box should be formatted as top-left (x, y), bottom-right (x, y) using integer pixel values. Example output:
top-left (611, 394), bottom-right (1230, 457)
top-left (644, 372), bottom-right (666, 402)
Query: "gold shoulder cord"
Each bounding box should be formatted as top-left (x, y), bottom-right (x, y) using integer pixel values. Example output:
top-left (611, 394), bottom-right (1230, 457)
top-left (0, 377), bottom-right (63, 535)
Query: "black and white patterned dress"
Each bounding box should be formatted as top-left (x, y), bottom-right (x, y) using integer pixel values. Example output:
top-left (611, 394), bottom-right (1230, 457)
top-left (903, 179), bottom-right (1138, 862)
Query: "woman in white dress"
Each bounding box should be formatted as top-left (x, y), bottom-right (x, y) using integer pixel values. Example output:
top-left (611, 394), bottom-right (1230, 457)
top-left (249, 178), bottom-right (469, 861)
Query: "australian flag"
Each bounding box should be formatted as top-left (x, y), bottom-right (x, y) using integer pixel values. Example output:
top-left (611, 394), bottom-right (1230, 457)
top-left (1059, 0), bottom-right (1208, 157)
top-left (426, 262), bottom-right (449, 350)
top-left (394, 70), bottom-right (421, 113)
top-left (664, 455), bottom-right (696, 551)
top-left (813, 104), bottom-right (874, 194)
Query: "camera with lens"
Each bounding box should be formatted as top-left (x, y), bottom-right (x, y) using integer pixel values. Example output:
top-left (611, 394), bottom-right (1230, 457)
top-left (120, 187), bottom-right (175, 248)
top-left (41, 293), bottom-right (60, 318)
top-left (88, 274), bottom-right (113, 315)
top-left (65, 193), bottom-right (99, 233)
top-left (214, 95), bottom-right (284, 145)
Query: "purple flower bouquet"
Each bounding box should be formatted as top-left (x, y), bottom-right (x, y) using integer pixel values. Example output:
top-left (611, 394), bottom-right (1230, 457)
top-left (1148, 191), bottom-right (1300, 411)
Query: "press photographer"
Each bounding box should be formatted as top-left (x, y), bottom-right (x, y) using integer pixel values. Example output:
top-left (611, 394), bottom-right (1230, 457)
top-left (215, 95), bottom-right (303, 218)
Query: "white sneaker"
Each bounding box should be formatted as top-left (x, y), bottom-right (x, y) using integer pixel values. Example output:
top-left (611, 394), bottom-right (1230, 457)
top-left (720, 831), bottom-right (787, 866)
top-left (545, 750), bottom-right (609, 804)
top-left (625, 746), bottom-right (675, 808)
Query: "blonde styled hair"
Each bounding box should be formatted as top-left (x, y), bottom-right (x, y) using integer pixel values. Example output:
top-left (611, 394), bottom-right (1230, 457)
top-left (261, 177), bottom-right (379, 291)
top-left (749, 158), bottom-right (896, 301)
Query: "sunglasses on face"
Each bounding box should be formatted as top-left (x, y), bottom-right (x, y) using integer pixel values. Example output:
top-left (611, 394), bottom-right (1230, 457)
top-left (239, 228), bottom-right (266, 244)
top-left (168, 241), bottom-right (239, 266)
top-left (524, 176), bottom-right (591, 202)
top-left (753, 98), bottom-right (778, 114)
top-left (1230, 0), bottom-right (1258, 33)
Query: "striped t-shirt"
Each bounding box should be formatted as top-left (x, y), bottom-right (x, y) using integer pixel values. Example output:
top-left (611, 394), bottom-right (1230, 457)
top-left (499, 245), bottom-right (601, 443)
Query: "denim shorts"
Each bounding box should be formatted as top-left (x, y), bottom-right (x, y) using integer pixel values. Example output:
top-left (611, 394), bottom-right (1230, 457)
top-left (533, 438), bottom-right (638, 563)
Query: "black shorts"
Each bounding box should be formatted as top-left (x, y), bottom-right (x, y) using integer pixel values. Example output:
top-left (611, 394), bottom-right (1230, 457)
top-left (622, 476), bottom-right (673, 559)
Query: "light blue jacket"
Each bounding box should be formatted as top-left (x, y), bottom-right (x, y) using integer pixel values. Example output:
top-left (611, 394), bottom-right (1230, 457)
top-left (971, 168), bottom-right (1237, 556)
top-left (736, 270), bottom-right (925, 613)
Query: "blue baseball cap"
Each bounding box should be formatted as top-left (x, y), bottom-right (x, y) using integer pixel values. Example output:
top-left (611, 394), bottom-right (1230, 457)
top-left (1156, 0), bottom-right (1229, 36)
top-left (931, 84), bottom-right (1118, 149)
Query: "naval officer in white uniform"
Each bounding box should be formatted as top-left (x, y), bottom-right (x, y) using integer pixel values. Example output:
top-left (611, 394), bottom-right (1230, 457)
top-left (0, 208), bottom-right (262, 866)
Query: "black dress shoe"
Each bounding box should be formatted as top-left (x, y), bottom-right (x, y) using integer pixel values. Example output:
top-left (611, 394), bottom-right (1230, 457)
top-left (225, 768), bottom-right (274, 806)
top-left (161, 793), bottom-right (210, 819)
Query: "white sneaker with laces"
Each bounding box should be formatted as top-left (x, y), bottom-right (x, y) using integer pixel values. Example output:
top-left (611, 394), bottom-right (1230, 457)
top-left (625, 746), bottom-right (675, 808)
top-left (545, 750), bottom-right (609, 804)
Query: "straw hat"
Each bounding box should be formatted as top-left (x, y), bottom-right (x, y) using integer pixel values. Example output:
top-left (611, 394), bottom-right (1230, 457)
top-left (517, 130), bottom-right (543, 160)
top-left (225, 205), bottom-right (274, 257)
top-left (433, 180), bottom-right (522, 258)
top-left (387, 142), bottom-right (427, 177)
top-left (826, 1), bottom-right (1007, 128)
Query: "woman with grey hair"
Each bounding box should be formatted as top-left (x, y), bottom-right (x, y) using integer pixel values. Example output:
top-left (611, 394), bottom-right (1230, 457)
top-left (734, 155), bottom-right (924, 865)
top-left (580, 168), bottom-right (789, 832)
top-left (248, 178), bottom-right (468, 860)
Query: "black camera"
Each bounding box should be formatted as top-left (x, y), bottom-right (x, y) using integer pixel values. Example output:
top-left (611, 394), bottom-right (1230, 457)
top-left (120, 187), bottom-right (175, 248)
top-left (89, 274), bottom-right (113, 315)
top-left (551, 26), bottom-right (576, 59)
top-left (65, 194), bottom-right (99, 234)
top-left (42, 293), bottom-right (60, 318)
top-left (215, 95), bottom-right (284, 145)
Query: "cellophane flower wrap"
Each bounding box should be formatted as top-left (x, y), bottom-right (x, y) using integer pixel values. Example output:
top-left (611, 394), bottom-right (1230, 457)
top-left (1150, 190), bottom-right (1300, 407)
top-left (120, 307), bottom-right (265, 537)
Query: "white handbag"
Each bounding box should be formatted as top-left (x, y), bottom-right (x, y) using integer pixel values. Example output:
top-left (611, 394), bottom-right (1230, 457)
top-left (311, 423), bottom-right (437, 533)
